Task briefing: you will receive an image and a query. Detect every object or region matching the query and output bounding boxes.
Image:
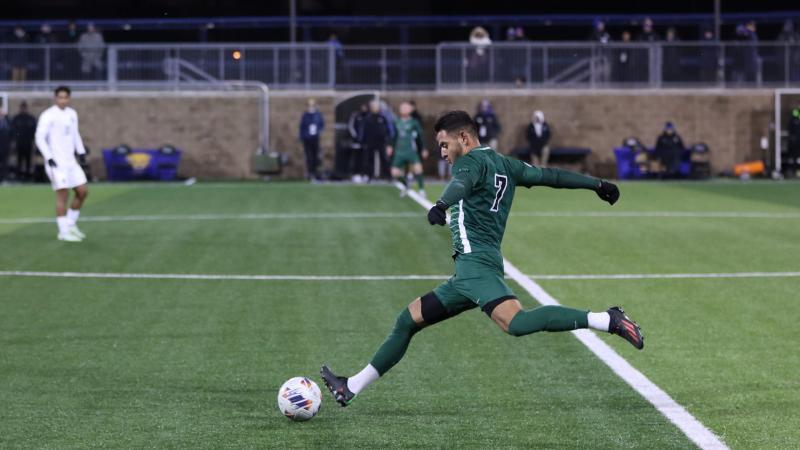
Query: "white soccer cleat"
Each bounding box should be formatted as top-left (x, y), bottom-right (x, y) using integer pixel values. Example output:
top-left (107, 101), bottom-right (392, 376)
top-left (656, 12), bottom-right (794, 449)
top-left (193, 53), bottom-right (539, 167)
top-left (417, 190), bottom-right (426, 198)
top-left (58, 232), bottom-right (82, 242)
top-left (399, 187), bottom-right (407, 198)
top-left (69, 225), bottom-right (86, 239)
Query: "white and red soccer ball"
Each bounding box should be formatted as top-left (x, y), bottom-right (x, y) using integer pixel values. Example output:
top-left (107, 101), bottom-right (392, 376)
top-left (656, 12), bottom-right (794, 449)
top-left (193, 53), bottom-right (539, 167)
top-left (277, 377), bottom-right (322, 421)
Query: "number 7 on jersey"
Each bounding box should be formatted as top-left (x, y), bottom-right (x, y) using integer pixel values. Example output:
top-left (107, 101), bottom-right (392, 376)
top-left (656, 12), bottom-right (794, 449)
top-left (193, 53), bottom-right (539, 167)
top-left (490, 174), bottom-right (508, 212)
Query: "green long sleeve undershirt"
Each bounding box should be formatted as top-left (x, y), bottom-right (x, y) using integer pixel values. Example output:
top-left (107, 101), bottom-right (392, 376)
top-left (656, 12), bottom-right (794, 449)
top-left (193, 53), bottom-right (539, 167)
top-left (440, 165), bottom-right (599, 208)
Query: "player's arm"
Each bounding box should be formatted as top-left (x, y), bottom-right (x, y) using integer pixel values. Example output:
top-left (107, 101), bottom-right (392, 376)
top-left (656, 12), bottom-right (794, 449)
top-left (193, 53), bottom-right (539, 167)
top-left (427, 157), bottom-right (482, 225)
top-left (72, 112), bottom-right (87, 164)
top-left (414, 120), bottom-right (428, 159)
top-left (34, 112), bottom-right (56, 166)
top-left (514, 160), bottom-right (619, 205)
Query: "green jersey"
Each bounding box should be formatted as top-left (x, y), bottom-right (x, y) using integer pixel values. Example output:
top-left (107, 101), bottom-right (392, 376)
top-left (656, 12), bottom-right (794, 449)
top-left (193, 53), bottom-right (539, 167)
top-left (438, 146), bottom-right (600, 256)
top-left (393, 118), bottom-right (424, 156)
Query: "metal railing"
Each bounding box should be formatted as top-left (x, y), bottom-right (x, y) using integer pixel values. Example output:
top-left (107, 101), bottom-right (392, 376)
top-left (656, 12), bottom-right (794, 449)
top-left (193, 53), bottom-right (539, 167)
top-left (1, 42), bottom-right (799, 90)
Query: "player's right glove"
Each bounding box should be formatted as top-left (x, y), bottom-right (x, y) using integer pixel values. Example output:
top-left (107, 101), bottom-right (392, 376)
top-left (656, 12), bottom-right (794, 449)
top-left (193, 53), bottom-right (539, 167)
top-left (595, 180), bottom-right (620, 205)
top-left (47, 159), bottom-right (57, 168)
top-left (427, 200), bottom-right (448, 226)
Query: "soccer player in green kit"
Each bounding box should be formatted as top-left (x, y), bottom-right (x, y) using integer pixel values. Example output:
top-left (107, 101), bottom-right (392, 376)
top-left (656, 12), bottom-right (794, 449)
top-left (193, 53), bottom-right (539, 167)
top-left (389, 101), bottom-right (428, 197)
top-left (322, 111), bottom-right (643, 406)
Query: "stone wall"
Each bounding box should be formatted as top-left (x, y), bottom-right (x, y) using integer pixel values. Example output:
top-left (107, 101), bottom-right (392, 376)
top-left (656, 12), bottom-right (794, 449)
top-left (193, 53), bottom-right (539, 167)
top-left (8, 89), bottom-right (774, 180)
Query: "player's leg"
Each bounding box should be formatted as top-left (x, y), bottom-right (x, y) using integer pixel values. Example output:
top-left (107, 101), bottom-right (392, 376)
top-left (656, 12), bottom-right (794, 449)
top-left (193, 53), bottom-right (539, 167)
top-left (391, 164), bottom-right (407, 196)
top-left (54, 189), bottom-right (79, 241)
top-left (67, 183), bottom-right (88, 238)
top-left (411, 161), bottom-right (425, 195)
top-left (487, 298), bottom-right (643, 349)
top-left (322, 282), bottom-right (475, 406)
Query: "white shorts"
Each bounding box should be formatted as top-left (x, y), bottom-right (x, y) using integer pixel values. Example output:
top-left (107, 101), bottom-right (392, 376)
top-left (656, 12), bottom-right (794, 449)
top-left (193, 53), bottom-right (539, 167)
top-left (45, 163), bottom-right (88, 191)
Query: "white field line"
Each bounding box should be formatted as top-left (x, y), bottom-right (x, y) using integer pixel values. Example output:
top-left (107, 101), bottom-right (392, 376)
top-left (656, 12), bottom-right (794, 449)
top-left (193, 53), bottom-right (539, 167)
top-left (0, 270), bottom-right (797, 283)
top-left (402, 188), bottom-right (729, 449)
top-left (3, 209), bottom-right (800, 225)
top-left (0, 271), bottom-right (444, 281)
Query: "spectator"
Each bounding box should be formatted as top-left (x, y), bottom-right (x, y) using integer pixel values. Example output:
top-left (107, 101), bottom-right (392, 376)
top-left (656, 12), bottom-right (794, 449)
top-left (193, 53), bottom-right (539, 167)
top-left (10, 26), bottom-right (29, 82)
top-left (523, 110), bottom-right (551, 167)
top-left (743, 20), bottom-right (759, 83)
top-left (663, 27), bottom-right (681, 82)
top-left (473, 99), bottom-right (501, 150)
top-left (590, 19), bottom-right (610, 44)
top-left (78, 23), bottom-right (105, 78)
top-left (357, 100), bottom-right (392, 182)
top-left (613, 31), bottom-right (634, 83)
top-left (699, 28), bottom-right (719, 83)
top-left (637, 17), bottom-right (659, 42)
top-left (347, 103), bottom-right (368, 182)
top-left (328, 33), bottom-right (344, 59)
top-left (299, 98), bottom-right (325, 181)
top-left (0, 110), bottom-right (9, 182)
top-left (654, 122), bottom-right (685, 178)
top-left (36, 24), bottom-right (58, 44)
top-left (778, 21), bottom-right (800, 82)
top-left (591, 20), bottom-right (611, 82)
top-left (64, 21), bottom-right (79, 43)
top-left (11, 102), bottom-right (37, 180)
top-left (467, 26), bottom-right (492, 80)
top-left (505, 26), bottom-right (526, 42)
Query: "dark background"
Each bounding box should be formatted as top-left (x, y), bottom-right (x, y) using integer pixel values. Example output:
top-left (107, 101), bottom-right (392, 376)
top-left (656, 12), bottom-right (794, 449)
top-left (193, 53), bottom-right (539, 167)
top-left (1, 0), bottom-right (798, 44)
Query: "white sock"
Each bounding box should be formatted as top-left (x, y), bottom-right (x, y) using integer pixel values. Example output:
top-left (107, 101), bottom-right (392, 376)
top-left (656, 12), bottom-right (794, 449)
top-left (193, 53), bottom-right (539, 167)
top-left (66, 209), bottom-right (80, 226)
top-left (346, 364), bottom-right (380, 395)
top-left (587, 312), bottom-right (610, 332)
top-left (56, 216), bottom-right (70, 235)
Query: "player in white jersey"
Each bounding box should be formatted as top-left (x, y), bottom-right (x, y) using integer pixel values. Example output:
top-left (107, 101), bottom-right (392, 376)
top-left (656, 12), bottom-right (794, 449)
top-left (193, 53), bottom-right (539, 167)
top-left (35, 86), bottom-right (89, 242)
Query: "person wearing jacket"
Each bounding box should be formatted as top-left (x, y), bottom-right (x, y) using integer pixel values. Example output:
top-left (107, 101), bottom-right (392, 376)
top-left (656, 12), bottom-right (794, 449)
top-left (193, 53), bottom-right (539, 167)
top-left (299, 99), bottom-right (325, 181)
top-left (474, 99), bottom-right (501, 150)
top-left (525, 110), bottom-right (551, 167)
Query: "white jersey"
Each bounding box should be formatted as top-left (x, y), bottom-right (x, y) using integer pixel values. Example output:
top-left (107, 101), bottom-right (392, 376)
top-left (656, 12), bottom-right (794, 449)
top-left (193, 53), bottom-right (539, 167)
top-left (35, 105), bottom-right (86, 166)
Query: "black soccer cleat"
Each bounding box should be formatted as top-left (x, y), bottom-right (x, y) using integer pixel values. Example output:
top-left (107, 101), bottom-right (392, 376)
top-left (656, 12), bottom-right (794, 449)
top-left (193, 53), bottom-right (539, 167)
top-left (320, 365), bottom-right (355, 407)
top-left (607, 306), bottom-right (644, 350)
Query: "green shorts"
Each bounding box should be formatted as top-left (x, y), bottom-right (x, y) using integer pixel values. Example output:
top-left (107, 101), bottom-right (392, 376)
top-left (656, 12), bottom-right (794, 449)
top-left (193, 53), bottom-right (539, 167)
top-left (391, 152), bottom-right (421, 168)
top-left (432, 251), bottom-right (516, 316)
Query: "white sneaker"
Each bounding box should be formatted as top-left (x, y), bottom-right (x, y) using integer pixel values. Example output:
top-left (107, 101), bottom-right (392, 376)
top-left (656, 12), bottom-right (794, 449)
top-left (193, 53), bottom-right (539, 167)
top-left (69, 225), bottom-right (86, 239)
top-left (399, 188), bottom-right (407, 198)
top-left (58, 232), bottom-right (82, 242)
top-left (417, 190), bottom-right (426, 198)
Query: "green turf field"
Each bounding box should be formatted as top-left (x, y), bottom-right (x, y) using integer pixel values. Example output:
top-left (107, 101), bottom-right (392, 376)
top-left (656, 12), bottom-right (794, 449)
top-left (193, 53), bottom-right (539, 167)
top-left (1, 181), bottom-right (798, 449)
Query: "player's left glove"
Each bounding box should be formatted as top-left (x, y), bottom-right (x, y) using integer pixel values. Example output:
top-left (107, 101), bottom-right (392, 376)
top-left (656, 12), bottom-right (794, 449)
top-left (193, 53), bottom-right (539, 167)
top-left (427, 200), bottom-right (448, 226)
top-left (595, 180), bottom-right (620, 205)
top-left (78, 154), bottom-right (87, 165)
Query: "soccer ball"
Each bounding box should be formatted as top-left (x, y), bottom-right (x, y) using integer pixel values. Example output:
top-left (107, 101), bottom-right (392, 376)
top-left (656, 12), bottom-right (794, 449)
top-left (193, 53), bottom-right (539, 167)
top-left (277, 376), bottom-right (322, 421)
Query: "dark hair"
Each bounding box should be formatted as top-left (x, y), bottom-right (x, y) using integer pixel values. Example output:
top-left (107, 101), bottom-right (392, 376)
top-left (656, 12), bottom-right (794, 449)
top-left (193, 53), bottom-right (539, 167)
top-left (434, 110), bottom-right (478, 137)
top-left (54, 85), bottom-right (71, 96)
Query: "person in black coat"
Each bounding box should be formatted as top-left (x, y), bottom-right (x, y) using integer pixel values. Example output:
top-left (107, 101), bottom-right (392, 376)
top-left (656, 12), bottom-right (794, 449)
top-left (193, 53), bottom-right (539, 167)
top-left (654, 122), bottom-right (685, 178)
top-left (474, 99), bottom-right (501, 150)
top-left (11, 101), bottom-right (37, 180)
top-left (524, 110), bottom-right (551, 166)
top-left (0, 111), bottom-right (11, 182)
top-left (298, 98), bottom-right (325, 181)
top-left (357, 100), bottom-right (392, 182)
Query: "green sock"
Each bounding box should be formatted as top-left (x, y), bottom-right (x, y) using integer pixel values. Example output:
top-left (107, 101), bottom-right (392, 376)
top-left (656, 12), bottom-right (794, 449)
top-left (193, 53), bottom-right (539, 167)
top-left (396, 176), bottom-right (407, 188)
top-left (507, 305), bottom-right (588, 337)
top-left (415, 174), bottom-right (424, 190)
top-left (369, 308), bottom-right (420, 375)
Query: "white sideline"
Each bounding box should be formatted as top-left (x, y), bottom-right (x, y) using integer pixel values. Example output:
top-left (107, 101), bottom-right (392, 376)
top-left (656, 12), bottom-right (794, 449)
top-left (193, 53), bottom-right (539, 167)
top-left (3, 209), bottom-right (800, 225)
top-left (0, 271), bottom-right (443, 281)
top-left (402, 188), bottom-right (728, 450)
top-left (0, 270), bottom-right (797, 283)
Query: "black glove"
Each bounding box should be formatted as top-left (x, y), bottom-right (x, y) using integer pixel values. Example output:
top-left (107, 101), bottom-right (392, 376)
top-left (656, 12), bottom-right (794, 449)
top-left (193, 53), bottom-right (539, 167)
top-left (78, 154), bottom-right (87, 165)
top-left (47, 159), bottom-right (57, 168)
top-left (596, 180), bottom-right (620, 205)
top-left (427, 200), bottom-right (448, 226)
